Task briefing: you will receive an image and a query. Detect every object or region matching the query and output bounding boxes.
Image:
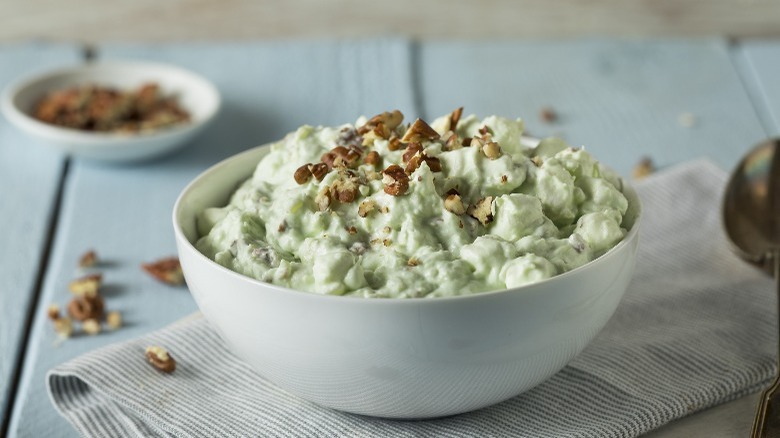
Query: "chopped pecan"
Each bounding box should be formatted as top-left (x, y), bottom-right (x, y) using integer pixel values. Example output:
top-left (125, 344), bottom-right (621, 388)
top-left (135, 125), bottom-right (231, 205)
top-left (387, 136), bottom-right (403, 151)
top-left (402, 142), bottom-right (423, 163)
top-left (145, 346), bottom-right (176, 373)
top-left (449, 107), bottom-right (463, 131)
top-left (632, 157), bottom-right (654, 180)
top-left (358, 110), bottom-right (404, 134)
top-left (294, 164), bottom-right (313, 184)
top-left (501, 175), bottom-right (508, 183)
top-left (67, 295), bottom-right (105, 321)
top-left (468, 196), bottom-right (494, 225)
top-left (444, 132), bottom-right (462, 151)
top-left (478, 125), bottom-right (493, 136)
top-left (482, 141), bottom-right (502, 159)
top-left (47, 304), bottom-right (60, 321)
top-left (401, 118), bottom-right (440, 143)
top-left (358, 199), bottom-right (376, 217)
top-left (346, 226), bottom-right (358, 235)
top-left (382, 165), bottom-right (410, 196)
top-left (540, 107), bottom-right (557, 123)
top-left (142, 257), bottom-right (185, 285)
top-left (443, 192), bottom-right (467, 215)
top-left (315, 187), bottom-right (332, 211)
top-left (331, 176), bottom-right (359, 203)
top-left (309, 162), bottom-right (329, 181)
top-left (531, 156), bottom-right (543, 167)
top-left (69, 274), bottom-right (102, 298)
top-left (407, 257), bottom-right (421, 267)
top-left (106, 310), bottom-right (122, 330)
top-left (53, 317), bottom-right (73, 339)
top-left (364, 151), bottom-right (382, 167)
top-left (79, 250), bottom-right (97, 268)
top-left (82, 318), bottom-right (101, 335)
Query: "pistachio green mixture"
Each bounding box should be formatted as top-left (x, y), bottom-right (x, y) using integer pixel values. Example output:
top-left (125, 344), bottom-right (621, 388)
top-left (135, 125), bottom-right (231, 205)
top-left (196, 110), bottom-right (630, 298)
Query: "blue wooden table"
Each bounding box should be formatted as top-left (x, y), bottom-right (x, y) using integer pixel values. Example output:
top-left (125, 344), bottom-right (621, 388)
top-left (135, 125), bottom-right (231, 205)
top-left (1, 38), bottom-right (779, 437)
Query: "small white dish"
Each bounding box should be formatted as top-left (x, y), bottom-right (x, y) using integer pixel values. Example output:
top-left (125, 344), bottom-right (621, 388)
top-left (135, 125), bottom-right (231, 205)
top-left (1, 61), bottom-right (220, 163)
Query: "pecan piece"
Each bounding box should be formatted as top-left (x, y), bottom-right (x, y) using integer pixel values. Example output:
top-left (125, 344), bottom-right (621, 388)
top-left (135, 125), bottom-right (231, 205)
top-left (402, 142), bottom-right (423, 163)
top-left (82, 318), bottom-right (101, 335)
top-left (53, 317), bottom-right (73, 339)
top-left (382, 165), bottom-right (410, 196)
top-left (79, 250), bottom-right (97, 268)
top-left (309, 162), bottom-right (329, 180)
top-left (67, 295), bottom-right (105, 321)
top-left (443, 191), bottom-right (467, 215)
top-left (106, 310), bottom-right (123, 330)
top-left (69, 274), bottom-right (102, 298)
top-left (364, 150), bottom-right (382, 167)
top-left (358, 199), bottom-right (376, 217)
top-left (482, 141), bottom-right (502, 159)
top-left (449, 107), bottom-right (463, 131)
top-left (632, 157), bottom-right (654, 180)
top-left (47, 304), bottom-right (60, 321)
top-left (142, 257), bottom-right (185, 285)
top-left (294, 163), bottom-right (313, 184)
top-left (540, 107), bottom-right (557, 123)
top-left (401, 118), bottom-right (440, 143)
top-left (358, 110), bottom-right (404, 134)
top-left (145, 346), bottom-right (176, 373)
top-left (387, 136), bottom-right (403, 151)
top-left (331, 177), bottom-right (359, 203)
top-left (468, 196), bottom-right (494, 225)
top-left (315, 187), bottom-right (332, 211)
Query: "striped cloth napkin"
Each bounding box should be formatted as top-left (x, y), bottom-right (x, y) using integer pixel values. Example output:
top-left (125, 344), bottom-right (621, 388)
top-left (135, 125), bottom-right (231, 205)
top-left (48, 159), bottom-right (775, 437)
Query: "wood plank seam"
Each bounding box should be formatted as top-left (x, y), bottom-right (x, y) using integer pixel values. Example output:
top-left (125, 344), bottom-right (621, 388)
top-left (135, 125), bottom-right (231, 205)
top-left (727, 40), bottom-right (773, 137)
top-left (0, 158), bottom-right (71, 438)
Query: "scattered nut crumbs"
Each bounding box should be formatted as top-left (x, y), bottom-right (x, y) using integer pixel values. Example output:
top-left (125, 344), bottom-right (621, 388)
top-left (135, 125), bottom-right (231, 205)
top-left (540, 107), bottom-right (557, 123)
top-left (82, 318), bottom-right (101, 336)
top-left (632, 157), bottom-right (655, 180)
top-left (69, 274), bottom-right (102, 297)
top-left (53, 317), bottom-right (73, 339)
top-left (79, 250), bottom-right (97, 268)
top-left (47, 304), bottom-right (60, 321)
top-left (106, 311), bottom-right (123, 330)
top-left (145, 346), bottom-right (176, 373)
top-left (33, 83), bottom-right (190, 133)
top-left (142, 257), bottom-right (185, 286)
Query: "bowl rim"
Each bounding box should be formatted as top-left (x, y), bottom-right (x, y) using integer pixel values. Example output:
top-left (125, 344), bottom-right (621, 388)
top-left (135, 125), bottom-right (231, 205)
top-left (0, 59), bottom-right (221, 146)
top-left (173, 142), bottom-right (642, 305)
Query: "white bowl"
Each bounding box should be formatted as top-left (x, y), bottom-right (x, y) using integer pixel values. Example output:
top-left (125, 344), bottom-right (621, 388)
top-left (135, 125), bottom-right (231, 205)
top-left (1, 61), bottom-right (220, 163)
top-left (173, 144), bottom-right (641, 419)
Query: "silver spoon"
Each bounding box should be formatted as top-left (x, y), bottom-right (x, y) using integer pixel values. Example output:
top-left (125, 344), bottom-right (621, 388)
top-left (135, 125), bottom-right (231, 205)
top-left (723, 138), bottom-right (780, 437)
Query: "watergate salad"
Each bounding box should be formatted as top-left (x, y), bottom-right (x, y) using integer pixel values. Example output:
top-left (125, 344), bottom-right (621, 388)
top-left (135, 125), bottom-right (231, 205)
top-left (195, 109), bottom-right (631, 298)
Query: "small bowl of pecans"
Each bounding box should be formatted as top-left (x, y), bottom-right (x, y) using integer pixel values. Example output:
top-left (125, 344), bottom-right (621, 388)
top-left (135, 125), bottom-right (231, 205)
top-left (1, 61), bottom-right (220, 163)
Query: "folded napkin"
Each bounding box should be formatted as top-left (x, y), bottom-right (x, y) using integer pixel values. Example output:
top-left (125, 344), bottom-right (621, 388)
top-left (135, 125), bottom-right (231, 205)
top-left (48, 160), bottom-right (776, 438)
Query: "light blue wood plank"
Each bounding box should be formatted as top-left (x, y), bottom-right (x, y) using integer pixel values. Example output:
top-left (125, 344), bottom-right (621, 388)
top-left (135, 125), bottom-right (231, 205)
top-left (0, 43), bottom-right (81, 429)
top-left (739, 41), bottom-right (780, 136)
top-left (419, 39), bottom-right (767, 176)
top-left (8, 39), bottom-right (416, 438)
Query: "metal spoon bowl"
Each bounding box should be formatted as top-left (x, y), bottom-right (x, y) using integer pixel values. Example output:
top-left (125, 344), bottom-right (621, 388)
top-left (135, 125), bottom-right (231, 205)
top-left (723, 138), bottom-right (780, 437)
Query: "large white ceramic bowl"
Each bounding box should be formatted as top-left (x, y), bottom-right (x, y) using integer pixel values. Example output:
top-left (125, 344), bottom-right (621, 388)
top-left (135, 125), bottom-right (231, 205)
top-left (1, 61), bottom-right (220, 163)
top-left (173, 144), bottom-right (641, 419)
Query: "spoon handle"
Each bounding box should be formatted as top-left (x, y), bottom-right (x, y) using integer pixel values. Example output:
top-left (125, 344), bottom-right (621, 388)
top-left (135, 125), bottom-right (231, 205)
top-left (751, 250), bottom-right (780, 438)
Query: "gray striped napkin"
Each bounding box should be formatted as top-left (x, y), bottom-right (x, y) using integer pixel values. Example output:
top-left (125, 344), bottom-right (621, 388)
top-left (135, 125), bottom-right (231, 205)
top-left (48, 159), bottom-right (776, 437)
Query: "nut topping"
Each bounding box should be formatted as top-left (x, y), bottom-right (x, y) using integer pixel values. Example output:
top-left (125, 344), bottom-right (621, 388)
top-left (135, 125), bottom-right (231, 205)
top-left (632, 157), bottom-right (654, 180)
top-left (382, 165), bottom-right (410, 196)
top-left (294, 164), bottom-right (313, 184)
top-left (145, 346), bottom-right (176, 373)
top-left (402, 142), bottom-right (423, 163)
top-left (401, 118), bottom-right (441, 143)
top-left (482, 141), bottom-right (502, 159)
top-left (449, 107), bottom-right (464, 131)
top-left (358, 199), bottom-right (377, 217)
top-left (358, 110), bottom-right (404, 134)
top-left (331, 176), bottom-right (359, 203)
top-left (53, 317), bottom-right (73, 339)
top-left (309, 163), bottom-right (329, 181)
top-left (364, 150), bottom-right (382, 167)
top-left (443, 192), bottom-right (467, 215)
top-left (468, 196), bottom-right (494, 225)
top-left (106, 310), bottom-right (123, 330)
top-left (315, 187), bottom-right (332, 211)
top-left (142, 257), bottom-right (185, 286)
top-left (387, 136), bottom-right (403, 151)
